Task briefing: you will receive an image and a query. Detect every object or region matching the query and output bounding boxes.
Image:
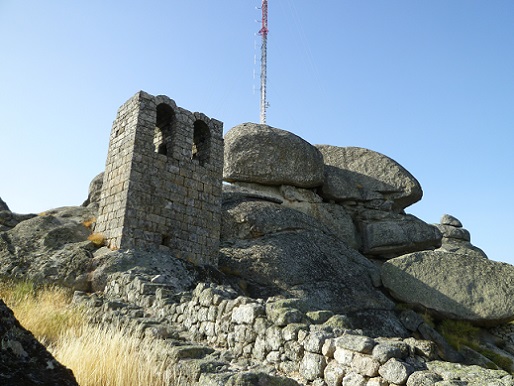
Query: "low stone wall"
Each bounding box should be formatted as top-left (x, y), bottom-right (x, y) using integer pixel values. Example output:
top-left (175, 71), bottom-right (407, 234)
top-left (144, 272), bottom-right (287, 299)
top-left (91, 275), bottom-right (514, 385)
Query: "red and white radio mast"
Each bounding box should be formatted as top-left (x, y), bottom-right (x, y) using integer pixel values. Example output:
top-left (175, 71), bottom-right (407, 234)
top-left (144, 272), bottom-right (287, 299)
top-left (259, 0), bottom-right (269, 124)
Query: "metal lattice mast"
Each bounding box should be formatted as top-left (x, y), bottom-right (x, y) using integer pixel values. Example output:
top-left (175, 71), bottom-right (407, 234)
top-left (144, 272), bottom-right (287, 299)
top-left (259, 0), bottom-right (269, 124)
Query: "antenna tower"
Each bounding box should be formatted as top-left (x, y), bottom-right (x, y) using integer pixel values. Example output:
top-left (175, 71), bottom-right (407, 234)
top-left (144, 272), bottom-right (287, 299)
top-left (259, 0), bottom-right (269, 124)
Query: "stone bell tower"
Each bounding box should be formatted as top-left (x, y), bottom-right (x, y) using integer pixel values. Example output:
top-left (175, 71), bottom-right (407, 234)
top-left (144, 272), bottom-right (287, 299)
top-left (94, 91), bottom-right (224, 266)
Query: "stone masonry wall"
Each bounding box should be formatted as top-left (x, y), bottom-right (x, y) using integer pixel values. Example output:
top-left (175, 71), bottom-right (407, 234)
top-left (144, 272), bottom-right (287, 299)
top-left (96, 275), bottom-right (514, 386)
top-left (95, 91), bottom-right (224, 266)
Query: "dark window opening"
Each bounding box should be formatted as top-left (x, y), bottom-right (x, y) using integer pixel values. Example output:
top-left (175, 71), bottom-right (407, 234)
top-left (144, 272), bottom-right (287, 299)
top-left (191, 120), bottom-right (211, 166)
top-left (161, 234), bottom-right (171, 246)
top-left (154, 103), bottom-right (175, 156)
top-left (157, 143), bottom-right (167, 155)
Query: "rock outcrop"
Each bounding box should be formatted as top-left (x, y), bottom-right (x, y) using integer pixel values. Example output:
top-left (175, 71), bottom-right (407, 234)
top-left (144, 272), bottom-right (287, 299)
top-left (0, 299), bottom-right (78, 386)
top-left (436, 214), bottom-right (488, 259)
top-left (356, 210), bottom-right (442, 257)
top-left (0, 206), bottom-right (96, 291)
top-left (82, 171), bottom-right (104, 210)
top-left (223, 123), bottom-right (324, 188)
top-left (0, 197), bottom-right (9, 212)
top-left (220, 195), bottom-right (394, 315)
top-left (316, 145), bottom-right (423, 211)
top-left (0, 211), bottom-right (36, 232)
top-left (382, 250), bottom-right (514, 325)
top-left (3, 117), bottom-right (514, 385)
top-left (0, 197), bottom-right (36, 232)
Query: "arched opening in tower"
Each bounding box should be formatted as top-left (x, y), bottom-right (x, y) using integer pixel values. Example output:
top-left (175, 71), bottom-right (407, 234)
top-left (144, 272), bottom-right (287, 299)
top-left (192, 120), bottom-right (211, 166)
top-left (154, 103), bottom-right (175, 156)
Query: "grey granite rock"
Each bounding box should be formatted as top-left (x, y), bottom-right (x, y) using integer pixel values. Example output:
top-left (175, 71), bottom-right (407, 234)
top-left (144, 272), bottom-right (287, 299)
top-left (82, 171), bottom-right (104, 209)
top-left (440, 214), bottom-right (462, 228)
top-left (382, 251), bottom-right (514, 325)
top-left (0, 197), bottom-right (9, 212)
top-left (0, 206), bottom-right (96, 290)
top-left (220, 199), bottom-right (393, 314)
top-left (224, 123), bottom-right (324, 188)
top-left (316, 145), bottom-right (423, 210)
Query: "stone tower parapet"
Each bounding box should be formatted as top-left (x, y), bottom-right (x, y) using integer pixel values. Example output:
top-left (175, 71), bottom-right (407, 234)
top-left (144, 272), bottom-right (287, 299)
top-left (95, 91), bottom-right (224, 266)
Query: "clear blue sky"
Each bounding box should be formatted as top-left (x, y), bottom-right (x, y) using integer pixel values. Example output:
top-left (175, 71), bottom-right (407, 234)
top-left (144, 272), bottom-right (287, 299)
top-left (1, 1), bottom-right (513, 264)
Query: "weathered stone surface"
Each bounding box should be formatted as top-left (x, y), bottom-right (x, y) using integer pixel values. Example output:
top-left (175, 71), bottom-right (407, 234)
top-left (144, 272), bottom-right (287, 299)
top-left (351, 353), bottom-right (381, 377)
top-left (0, 197), bottom-right (9, 212)
top-left (0, 206), bottom-right (97, 290)
top-left (367, 377), bottom-right (389, 386)
top-left (168, 344), bottom-right (215, 362)
top-left (82, 171), bottom-right (104, 209)
top-left (0, 211), bottom-right (36, 231)
top-left (334, 347), bottom-right (355, 366)
top-left (225, 371), bottom-right (301, 386)
top-left (438, 239), bottom-right (488, 260)
top-left (359, 213), bottom-right (442, 257)
top-left (0, 299), bottom-right (79, 385)
top-left (334, 334), bottom-right (377, 354)
top-left (436, 225), bottom-right (470, 242)
top-left (342, 371), bottom-right (367, 386)
top-left (324, 360), bottom-right (346, 386)
top-left (426, 361), bottom-right (512, 384)
top-left (378, 357), bottom-right (414, 384)
top-left (382, 251), bottom-right (514, 325)
top-left (220, 199), bottom-right (392, 314)
top-left (303, 330), bottom-right (334, 354)
top-left (406, 370), bottom-right (443, 385)
top-left (224, 123), bottom-right (324, 188)
top-left (232, 304), bottom-right (265, 325)
top-left (300, 352), bottom-right (327, 381)
top-left (440, 214), bottom-right (462, 228)
top-left (347, 310), bottom-right (409, 338)
top-left (417, 323), bottom-right (464, 363)
top-left (316, 145), bottom-right (423, 210)
top-left (372, 342), bottom-right (409, 364)
top-left (435, 216), bottom-right (488, 260)
top-left (399, 310), bottom-right (425, 332)
top-left (403, 338), bottom-right (438, 360)
top-left (225, 183), bottom-right (360, 248)
top-left (91, 249), bottom-right (197, 293)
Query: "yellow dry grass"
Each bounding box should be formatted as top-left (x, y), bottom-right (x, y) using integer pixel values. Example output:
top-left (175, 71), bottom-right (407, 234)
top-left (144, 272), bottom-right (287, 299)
top-left (87, 232), bottom-right (106, 247)
top-left (51, 324), bottom-right (173, 386)
top-left (0, 280), bottom-right (175, 386)
top-left (0, 281), bottom-right (81, 346)
top-left (82, 217), bottom-right (96, 229)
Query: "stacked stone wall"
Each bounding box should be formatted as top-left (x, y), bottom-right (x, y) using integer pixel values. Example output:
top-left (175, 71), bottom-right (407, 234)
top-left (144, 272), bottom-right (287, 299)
top-left (95, 91), bottom-right (223, 266)
top-left (96, 276), bottom-right (514, 385)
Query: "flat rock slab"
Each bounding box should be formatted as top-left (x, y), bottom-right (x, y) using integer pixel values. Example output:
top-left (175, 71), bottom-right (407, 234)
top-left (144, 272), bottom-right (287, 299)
top-left (316, 145), bottom-right (422, 210)
top-left (223, 123), bottom-right (324, 188)
top-left (382, 251), bottom-right (514, 326)
top-left (360, 213), bottom-right (441, 257)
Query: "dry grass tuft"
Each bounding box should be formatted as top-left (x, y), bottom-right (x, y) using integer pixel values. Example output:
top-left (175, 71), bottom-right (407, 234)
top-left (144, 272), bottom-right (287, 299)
top-left (87, 232), bottom-right (106, 247)
top-left (82, 217), bottom-right (96, 229)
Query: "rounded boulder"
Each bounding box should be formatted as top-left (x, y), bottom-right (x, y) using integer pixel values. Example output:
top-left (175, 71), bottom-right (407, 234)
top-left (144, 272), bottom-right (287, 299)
top-left (316, 145), bottom-right (422, 210)
top-left (382, 251), bottom-right (514, 326)
top-left (223, 123), bottom-right (324, 188)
